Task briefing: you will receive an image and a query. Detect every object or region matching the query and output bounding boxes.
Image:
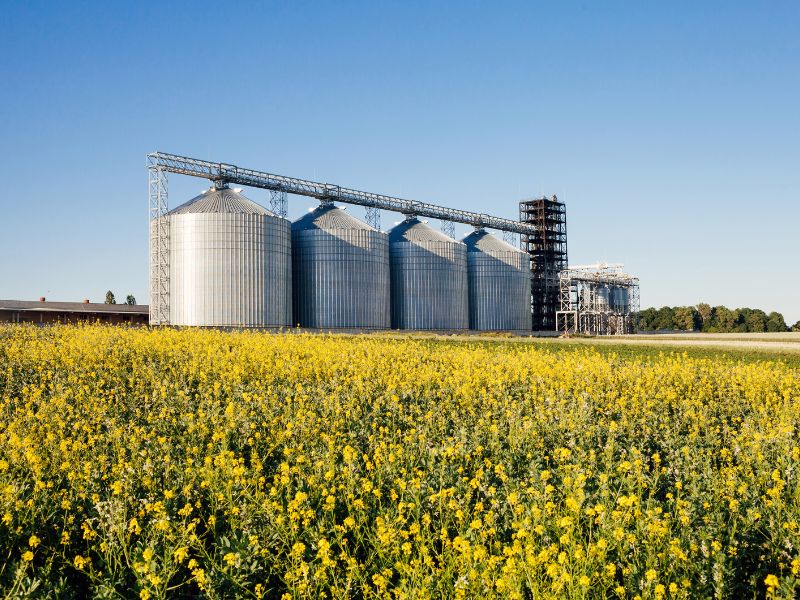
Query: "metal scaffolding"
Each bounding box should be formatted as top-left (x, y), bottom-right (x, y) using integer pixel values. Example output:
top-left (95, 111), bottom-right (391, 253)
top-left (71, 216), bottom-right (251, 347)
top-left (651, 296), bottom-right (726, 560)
top-left (148, 161), bottom-right (169, 325)
top-left (365, 206), bottom-right (381, 231)
top-left (556, 263), bottom-right (640, 335)
top-left (502, 230), bottom-right (518, 246)
top-left (440, 220), bottom-right (455, 239)
top-left (269, 190), bottom-right (288, 218)
top-left (520, 196), bottom-right (568, 331)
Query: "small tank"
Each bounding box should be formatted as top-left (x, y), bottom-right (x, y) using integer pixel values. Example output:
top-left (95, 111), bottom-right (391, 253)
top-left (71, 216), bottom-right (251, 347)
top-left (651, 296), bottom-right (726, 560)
top-left (162, 185), bottom-right (291, 327)
top-left (595, 285), bottom-right (610, 309)
top-left (611, 286), bottom-right (629, 312)
top-left (388, 216), bottom-right (468, 330)
top-left (463, 229), bottom-right (530, 331)
top-left (291, 203), bottom-right (390, 329)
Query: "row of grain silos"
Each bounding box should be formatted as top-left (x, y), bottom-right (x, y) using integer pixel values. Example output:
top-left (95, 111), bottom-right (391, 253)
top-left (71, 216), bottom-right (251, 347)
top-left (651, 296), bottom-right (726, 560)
top-left (160, 186), bottom-right (531, 331)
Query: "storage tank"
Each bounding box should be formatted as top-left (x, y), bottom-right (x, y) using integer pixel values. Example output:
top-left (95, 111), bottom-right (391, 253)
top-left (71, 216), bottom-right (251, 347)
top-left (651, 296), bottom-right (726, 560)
top-left (162, 184), bottom-right (291, 327)
top-left (292, 203), bottom-right (390, 329)
top-left (388, 216), bottom-right (468, 330)
top-left (595, 285), bottom-right (610, 309)
top-left (463, 229), bottom-right (531, 331)
top-left (611, 286), bottom-right (629, 312)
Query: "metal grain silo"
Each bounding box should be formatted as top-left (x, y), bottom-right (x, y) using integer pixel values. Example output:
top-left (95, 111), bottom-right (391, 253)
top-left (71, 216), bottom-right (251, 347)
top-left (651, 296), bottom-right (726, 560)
top-left (596, 285), bottom-right (610, 309)
top-left (463, 229), bottom-right (531, 331)
top-left (291, 203), bottom-right (390, 329)
top-left (611, 286), bottom-right (629, 312)
top-left (164, 185), bottom-right (291, 327)
top-left (389, 216), bottom-right (468, 330)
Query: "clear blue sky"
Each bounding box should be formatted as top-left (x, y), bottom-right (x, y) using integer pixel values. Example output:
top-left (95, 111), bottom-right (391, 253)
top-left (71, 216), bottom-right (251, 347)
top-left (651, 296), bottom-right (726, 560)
top-left (1, 1), bottom-right (798, 322)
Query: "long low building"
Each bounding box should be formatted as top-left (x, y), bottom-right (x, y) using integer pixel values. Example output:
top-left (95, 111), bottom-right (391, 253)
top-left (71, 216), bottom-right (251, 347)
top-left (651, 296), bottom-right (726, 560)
top-left (0, 299), bottom-right (149, 325)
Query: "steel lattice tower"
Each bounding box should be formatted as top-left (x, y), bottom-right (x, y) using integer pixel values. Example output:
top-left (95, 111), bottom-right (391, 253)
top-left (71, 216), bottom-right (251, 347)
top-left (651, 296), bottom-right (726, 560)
top-left (519, 196), bottom-right (567, 331)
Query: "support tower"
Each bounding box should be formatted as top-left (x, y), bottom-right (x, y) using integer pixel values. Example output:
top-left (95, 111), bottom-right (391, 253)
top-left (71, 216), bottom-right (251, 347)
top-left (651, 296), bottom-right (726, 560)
top-left (519, 196), bottom-right (567, 331)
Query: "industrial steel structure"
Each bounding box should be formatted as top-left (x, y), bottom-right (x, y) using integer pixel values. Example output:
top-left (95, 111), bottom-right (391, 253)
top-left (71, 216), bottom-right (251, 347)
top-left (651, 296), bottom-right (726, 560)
top-left (148, 152), bottom-right (539, 328)
top-left (556, 263), bottom-right (640, 335)
top-left (269, 190), bottom-right (288, 218)
top-left (519, 196), bottom-right (568, 331)
top-left (149, 165), bottom-right (169, 325)
top-left (148, 151), bottom-right (638, 334)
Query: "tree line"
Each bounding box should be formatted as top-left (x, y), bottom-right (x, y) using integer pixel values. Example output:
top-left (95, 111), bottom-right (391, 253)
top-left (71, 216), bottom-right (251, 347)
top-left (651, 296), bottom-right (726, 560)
top-left (638, 304), bottom-right (798, 333)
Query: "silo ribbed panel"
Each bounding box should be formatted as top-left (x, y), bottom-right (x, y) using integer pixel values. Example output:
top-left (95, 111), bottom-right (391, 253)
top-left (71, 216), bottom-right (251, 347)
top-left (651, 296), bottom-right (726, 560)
top-left (291, 204), bottom-right (390, 329)
top-left (463, 229), bottom-right (530, 331)
top-left (162, 187), bottom-right (292, 327)
top-left (389, 218), bottom-right (468, 330)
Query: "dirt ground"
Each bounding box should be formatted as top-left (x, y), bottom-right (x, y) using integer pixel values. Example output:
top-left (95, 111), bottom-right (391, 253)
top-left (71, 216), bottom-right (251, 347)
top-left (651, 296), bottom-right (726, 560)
top-left (375, 330), bottom-right (800, 356)
top-left (555, 332), bottom-right (800, 354)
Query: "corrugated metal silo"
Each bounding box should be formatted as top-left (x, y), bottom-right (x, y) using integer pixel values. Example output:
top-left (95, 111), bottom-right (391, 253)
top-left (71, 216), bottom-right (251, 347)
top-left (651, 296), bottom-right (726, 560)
top-left (596, 286), bottom-right (610, 309)
top-left (463, 229), bottom-right (531, 331)
top-left (611, 286), bottom-right (629, 312)
top-left (291, 203), bottom-right (390, 329)
top-left (389, 217), bottom-right (468, 330)
top-left (163, 185), bottom-right (292, 327)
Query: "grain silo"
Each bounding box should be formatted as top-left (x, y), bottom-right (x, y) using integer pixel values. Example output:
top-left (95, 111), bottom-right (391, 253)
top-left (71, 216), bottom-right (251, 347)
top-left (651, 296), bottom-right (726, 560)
top-left (388, 216), bottom-right (468, 330)
top-left (463, 229), bottom-right (531, 331)
top-left (611, 286), bottom-right (629, 312)
top-left (291, 203), bottom-right (390, 329)
top-left (163, 184), bottom-right (292, 327)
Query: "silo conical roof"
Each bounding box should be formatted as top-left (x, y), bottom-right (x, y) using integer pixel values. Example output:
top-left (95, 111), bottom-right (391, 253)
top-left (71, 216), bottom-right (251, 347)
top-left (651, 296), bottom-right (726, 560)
top-left (463, 229), bottom-right (526, 267)
top-left (463, 229), bottom-right (523, 253)
top-left (388, 217), bottom-right (458, 244)
top-left (167, 186), bottom-right (275, 216)
top-left (292, 203), bottom-right (376, 231)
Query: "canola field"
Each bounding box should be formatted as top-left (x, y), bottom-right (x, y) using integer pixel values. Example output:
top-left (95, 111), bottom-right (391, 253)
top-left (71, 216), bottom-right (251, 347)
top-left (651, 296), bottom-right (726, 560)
top-left (1, 325), bottom-right (800, 599)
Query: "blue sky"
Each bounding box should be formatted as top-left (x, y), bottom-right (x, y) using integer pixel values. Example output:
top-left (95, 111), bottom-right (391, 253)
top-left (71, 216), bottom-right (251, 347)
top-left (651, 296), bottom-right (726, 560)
top-left (1, 1), bottom-right (798, 322)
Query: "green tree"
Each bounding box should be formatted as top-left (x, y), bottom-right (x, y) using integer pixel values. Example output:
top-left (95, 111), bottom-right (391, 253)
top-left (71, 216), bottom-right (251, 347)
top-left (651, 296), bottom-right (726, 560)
top-left (639, 304), bottom-right (788, 334)
top-left (745, 309), bottom-right (767, 333)
top-left (714, 306), bottom-right (741, 332)
top-left (766, 312), bottom-right (788, 332)
top-left (674, 306), bottom-right (700, 331)
top-left (105, 291), bottom-right (116, 305)
top-left (638, 308), bottom-right (658, 330)
top-left (654, 306), bottom-right (676, 330)
top-left (125, 295), bottom-right (136, 306)
top-left (792, 321), bottom-right (800, 332)
top-left (697, 303), bottom-right (713, 331)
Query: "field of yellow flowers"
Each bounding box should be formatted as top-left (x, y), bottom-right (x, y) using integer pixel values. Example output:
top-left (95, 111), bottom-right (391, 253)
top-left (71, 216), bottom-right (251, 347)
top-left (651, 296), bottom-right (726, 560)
top-left (1, 325), bottom-right (799, 598)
